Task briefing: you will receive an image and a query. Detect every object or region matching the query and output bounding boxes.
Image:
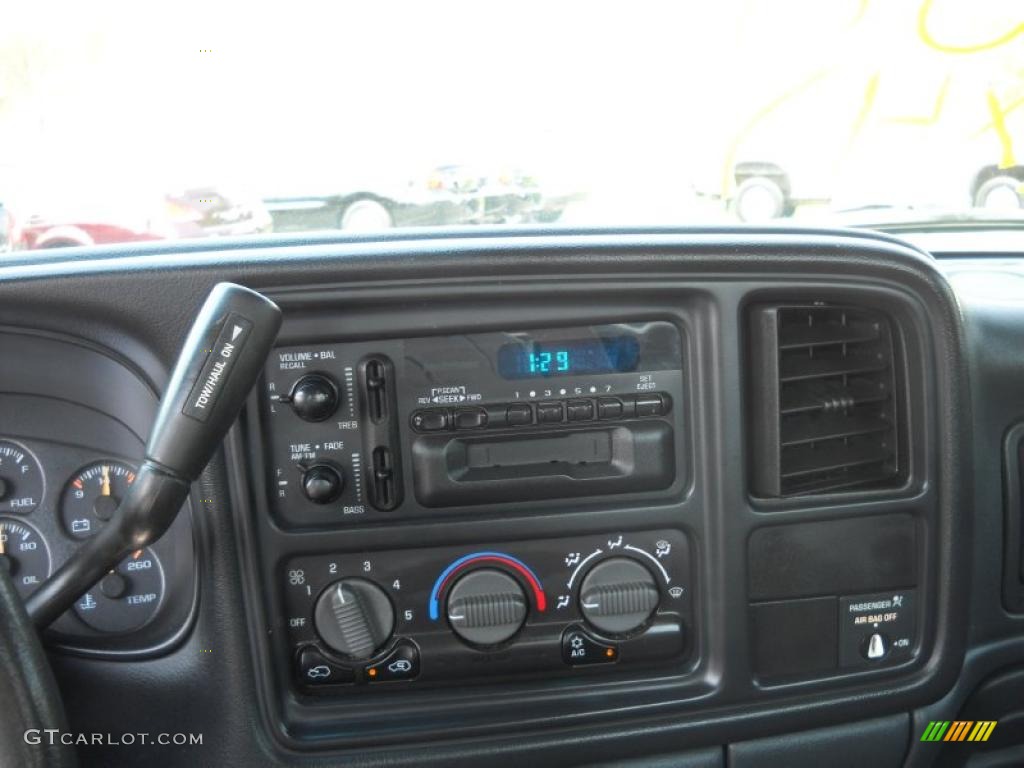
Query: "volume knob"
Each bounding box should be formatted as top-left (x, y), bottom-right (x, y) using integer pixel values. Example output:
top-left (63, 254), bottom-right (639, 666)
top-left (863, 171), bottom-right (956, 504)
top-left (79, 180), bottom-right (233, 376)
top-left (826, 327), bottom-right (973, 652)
top-left (313, 578), bottom-right (394, 660)
top-left (446, 568), bottom-right (527, 646)
top-left (579, 557), bottom-right (659, 636)
top-left (289, 373), bottom-right (340, 422)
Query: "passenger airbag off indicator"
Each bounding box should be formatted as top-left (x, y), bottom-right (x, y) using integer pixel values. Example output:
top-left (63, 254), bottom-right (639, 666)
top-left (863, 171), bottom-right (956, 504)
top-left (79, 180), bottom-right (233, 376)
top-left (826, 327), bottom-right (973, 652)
top-left (839, 589), bottom-right (916, 668)
top-left (183, 313), bottom-right (253, 421)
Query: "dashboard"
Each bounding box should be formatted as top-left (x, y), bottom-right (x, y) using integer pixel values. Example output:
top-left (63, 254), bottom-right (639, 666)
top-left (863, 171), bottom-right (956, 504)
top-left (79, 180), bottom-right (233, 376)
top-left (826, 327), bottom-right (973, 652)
top-left (0, 228), bottom-right (1020, 767)
top-left (0, 331), bottom-right (195, 655)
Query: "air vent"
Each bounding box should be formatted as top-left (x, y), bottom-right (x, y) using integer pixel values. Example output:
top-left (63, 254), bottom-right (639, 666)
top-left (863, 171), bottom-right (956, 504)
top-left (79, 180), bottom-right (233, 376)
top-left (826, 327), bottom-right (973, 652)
top-left (749, 304), bottom-right (902, 497)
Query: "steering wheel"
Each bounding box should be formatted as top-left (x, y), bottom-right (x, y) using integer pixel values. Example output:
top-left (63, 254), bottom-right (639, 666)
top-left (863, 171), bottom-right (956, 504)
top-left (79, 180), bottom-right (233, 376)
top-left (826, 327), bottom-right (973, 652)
top-left (0, 567), bottom-right (76, 767)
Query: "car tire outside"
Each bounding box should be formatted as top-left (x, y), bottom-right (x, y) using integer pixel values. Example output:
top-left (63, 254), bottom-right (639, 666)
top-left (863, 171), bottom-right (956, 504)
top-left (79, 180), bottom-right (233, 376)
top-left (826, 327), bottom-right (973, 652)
top-left (732, 176), bottom-right (787, 222)
top-left (974, 175), bottom-right (1023, 211)
top-left (339, 198), bottom-right (394, 231)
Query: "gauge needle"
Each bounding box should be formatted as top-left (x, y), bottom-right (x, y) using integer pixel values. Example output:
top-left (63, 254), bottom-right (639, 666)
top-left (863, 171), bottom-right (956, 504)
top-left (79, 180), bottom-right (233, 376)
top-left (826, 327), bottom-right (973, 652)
top-left (0, 524), bottom-right (5, 555)
top-left (101, 465), bottom-right (111, 496)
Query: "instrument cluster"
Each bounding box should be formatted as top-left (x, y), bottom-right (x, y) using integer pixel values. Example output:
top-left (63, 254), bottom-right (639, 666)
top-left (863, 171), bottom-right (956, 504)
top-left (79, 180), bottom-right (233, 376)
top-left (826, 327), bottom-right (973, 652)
top-left (0, 436), bottom-right (190, 651)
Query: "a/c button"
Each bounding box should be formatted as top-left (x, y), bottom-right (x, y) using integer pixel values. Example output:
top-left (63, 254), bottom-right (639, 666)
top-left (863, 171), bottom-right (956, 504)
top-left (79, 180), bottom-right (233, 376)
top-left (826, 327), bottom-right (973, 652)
top-left (562, 627), bottom-right (617, 666)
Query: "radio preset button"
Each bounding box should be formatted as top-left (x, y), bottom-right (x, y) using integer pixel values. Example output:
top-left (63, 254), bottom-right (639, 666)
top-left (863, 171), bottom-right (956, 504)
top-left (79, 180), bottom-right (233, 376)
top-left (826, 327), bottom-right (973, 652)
top-left (536, 401), bottom-right (564, 423)
top-left (566, 400), bottom-right (595, 421)
top-left (412, 409), bottom-right (449, 432)
top-left (454, 408), bottom-right (487, 430)
top-left (506, 404), bottom-right (533, 426)
top-left (596, 397), bottom-right (624, 420)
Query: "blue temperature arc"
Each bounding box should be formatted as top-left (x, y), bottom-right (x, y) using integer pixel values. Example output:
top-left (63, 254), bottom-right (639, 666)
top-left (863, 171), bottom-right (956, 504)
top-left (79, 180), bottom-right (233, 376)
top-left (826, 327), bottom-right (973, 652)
top-left (428, 551), bottom-right (546, 620)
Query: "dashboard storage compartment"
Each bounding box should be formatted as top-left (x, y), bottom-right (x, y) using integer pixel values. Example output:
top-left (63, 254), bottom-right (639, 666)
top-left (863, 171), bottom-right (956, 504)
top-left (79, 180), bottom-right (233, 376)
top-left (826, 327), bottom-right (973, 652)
top-left (751, 597), bottom-right (838, 679)
top-left (749, 514), bottom-right (920, 681)
top-left (749, 514), bottom-right (917, 601)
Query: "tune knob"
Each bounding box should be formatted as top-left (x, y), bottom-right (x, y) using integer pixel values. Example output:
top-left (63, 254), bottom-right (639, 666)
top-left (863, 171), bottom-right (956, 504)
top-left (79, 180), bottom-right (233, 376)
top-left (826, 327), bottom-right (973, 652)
top-left (579, 557), bottom-right (660, 636)
top-left (289, 373), bottom-right (340, 422)
top-left (313, 578), bottom-right (395, 660)
top-left (446, 568), bottom-right (527, 646)
top-left (302, 464), bottom-right (345, 504)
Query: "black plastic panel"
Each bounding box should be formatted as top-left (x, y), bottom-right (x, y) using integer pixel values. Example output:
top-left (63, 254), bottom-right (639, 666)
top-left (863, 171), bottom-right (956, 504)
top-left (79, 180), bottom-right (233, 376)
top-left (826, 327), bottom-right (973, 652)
top-left (0, 229), bottom-right (974, 767)
top-left (748, 514), bottom-right (918, 601)
top-left (728, 714), bottom-right (910, 767)
top-left (1004, 424), bottom-right (1024, 613)
top-left (751, 597), bottom-right (838, 679)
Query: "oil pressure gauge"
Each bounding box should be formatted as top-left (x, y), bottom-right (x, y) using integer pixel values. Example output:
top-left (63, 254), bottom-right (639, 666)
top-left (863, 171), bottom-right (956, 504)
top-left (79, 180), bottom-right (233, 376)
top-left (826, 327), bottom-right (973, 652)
top-left (0, 517), bottom-right (51, 598)
top-left (61, 461), bottom-right (137, 539)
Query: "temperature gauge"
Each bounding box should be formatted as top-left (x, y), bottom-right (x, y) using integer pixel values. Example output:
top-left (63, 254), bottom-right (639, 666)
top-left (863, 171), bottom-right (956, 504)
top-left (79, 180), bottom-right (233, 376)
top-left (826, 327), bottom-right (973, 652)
top-left (0, 440), bottom-right (44, 515)
top-left (61, 461), bottom-right (137, 540)
top-left (73, 547), bottom-right (165, 633)
top-left (0, 517), bottom-right (51, 598)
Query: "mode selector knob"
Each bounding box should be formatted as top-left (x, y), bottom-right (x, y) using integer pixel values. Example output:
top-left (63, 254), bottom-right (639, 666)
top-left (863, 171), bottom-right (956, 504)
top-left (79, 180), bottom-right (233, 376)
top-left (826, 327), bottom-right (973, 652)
top-left (579, 557), bottom-right (660, 636)
top-left (313, 578), bottom-right (395, 660)
top-left (289, 373), bottom-right (340, 422)
top-left (302, 464), bottom-right (345, 504)
top-left (446, 568), bottom-right (527, 646)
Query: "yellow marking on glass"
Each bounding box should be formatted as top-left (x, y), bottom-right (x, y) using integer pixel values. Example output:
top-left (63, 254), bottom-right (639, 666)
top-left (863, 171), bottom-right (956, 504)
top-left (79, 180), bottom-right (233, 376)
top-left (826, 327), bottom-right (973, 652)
top-left (987, 90), bottom-right (1017, 169)
top-left (720, 68), bottom-right (833, 198)
top-left (850, 0), bottom-right (870, 27)
top-left (890, 75), bottom-right (950, 125)
top-left (917, 0), bottom-right (1024, 54)
top-left (847, 72), bottom-right (881, 148)
top-left (970, 94), bottom-right (1024, 139)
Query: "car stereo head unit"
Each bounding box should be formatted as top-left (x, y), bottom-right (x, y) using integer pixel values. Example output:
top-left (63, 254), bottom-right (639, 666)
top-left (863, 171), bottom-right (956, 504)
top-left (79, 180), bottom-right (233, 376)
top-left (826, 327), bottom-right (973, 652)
top-left (260, 321), bottom-right (686, 527)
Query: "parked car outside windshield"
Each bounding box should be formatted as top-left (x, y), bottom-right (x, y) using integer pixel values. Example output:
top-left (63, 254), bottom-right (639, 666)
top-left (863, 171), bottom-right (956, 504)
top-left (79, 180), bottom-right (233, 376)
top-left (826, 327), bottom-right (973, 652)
top-left (0, 0), bottom-right (1021, 248)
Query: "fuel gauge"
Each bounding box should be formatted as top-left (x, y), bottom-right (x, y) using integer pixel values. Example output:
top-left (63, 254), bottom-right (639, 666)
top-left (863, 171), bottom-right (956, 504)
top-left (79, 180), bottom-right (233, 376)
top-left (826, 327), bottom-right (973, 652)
top-left (0, 440), bottom-right (44, 515)
top-left (61, 461), bottom-right (137, 540)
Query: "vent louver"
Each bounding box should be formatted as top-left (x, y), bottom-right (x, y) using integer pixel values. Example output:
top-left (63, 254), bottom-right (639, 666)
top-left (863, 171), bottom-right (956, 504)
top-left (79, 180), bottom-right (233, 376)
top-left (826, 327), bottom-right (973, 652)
top-left (750, 304), bottom-right (902, 497)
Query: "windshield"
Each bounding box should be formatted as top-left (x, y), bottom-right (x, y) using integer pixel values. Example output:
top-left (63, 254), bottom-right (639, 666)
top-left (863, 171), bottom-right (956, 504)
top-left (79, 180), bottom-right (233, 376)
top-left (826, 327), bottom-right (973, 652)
top-left (1, 1), bottom-right (1022, 251)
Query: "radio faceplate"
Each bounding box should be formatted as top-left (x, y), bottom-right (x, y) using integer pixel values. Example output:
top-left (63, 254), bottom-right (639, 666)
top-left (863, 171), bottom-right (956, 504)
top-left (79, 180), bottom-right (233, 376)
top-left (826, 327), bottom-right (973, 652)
top-left (261, 321), bottom-right (687, 527)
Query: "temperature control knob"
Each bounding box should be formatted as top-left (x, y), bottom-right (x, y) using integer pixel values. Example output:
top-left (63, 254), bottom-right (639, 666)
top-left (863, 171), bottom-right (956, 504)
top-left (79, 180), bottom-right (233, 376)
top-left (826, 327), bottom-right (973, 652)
top-left (579, 557), bottom-right (659, 636)
top-left (302, 464), bottom-right (345, 504)
top-left (313, 578), bottom-right (394, 660)
top-left (446, 568), bottom-right (527, 646)
top-left (289, 374), bottom-right (340, 422)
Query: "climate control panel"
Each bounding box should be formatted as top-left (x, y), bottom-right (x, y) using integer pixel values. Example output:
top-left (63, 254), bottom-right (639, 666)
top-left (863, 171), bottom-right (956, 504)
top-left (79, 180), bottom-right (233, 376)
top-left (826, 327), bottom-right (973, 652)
top-left (281, 529), bottom-right (692, 689)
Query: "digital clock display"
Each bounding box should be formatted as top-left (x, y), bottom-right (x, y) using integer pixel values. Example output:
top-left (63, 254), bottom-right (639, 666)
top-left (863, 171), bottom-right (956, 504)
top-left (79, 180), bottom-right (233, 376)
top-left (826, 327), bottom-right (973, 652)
top-left (496, 336), bottom-right (641, 379)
